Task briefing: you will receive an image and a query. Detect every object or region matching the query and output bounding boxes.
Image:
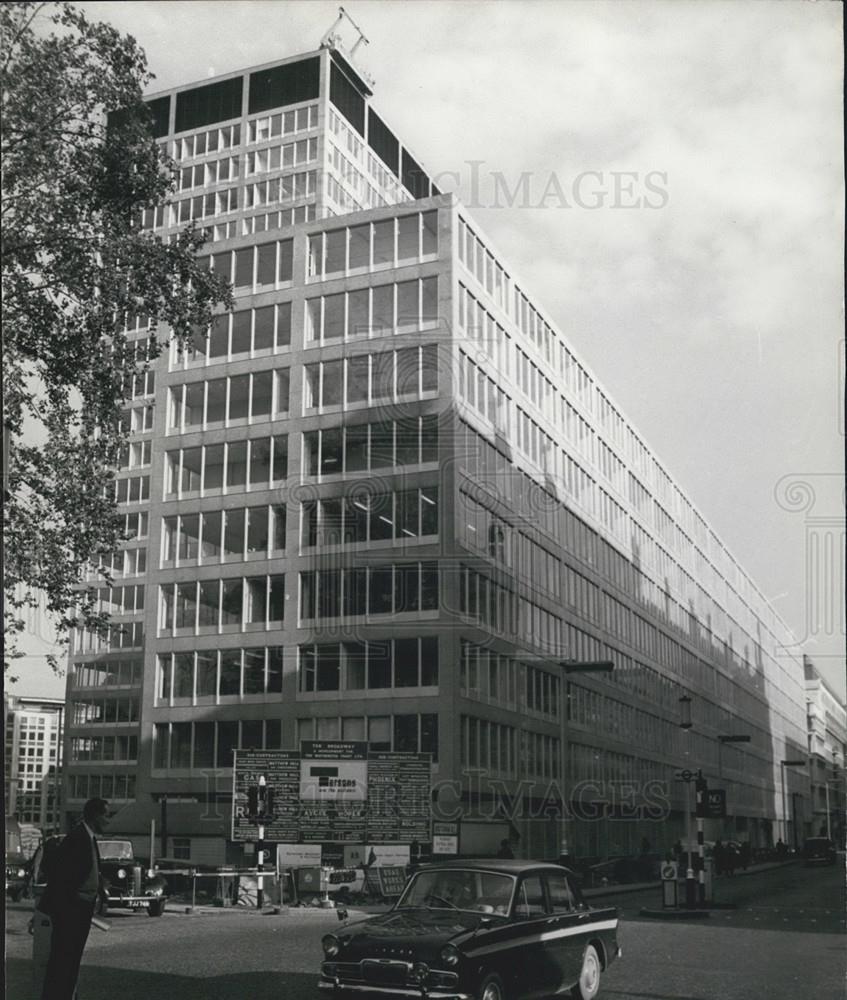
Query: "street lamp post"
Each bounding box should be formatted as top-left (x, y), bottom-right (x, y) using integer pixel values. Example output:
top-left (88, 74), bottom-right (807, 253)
top-left (780, 759), bottom-right (806, 849)
top-left (559, 660), bottom-right (614, 863)
top-left (677, 696), bottom-right (697, 906)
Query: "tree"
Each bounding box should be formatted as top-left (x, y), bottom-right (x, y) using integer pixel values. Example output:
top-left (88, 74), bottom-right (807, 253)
top-left (2, 2), bottom-right (232, 676)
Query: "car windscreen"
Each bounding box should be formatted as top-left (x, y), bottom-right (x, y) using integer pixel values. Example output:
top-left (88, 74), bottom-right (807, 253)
top-left (97, 840), bottom-right (134, 860)
top-left (397, 869), bottom-right (515, 914)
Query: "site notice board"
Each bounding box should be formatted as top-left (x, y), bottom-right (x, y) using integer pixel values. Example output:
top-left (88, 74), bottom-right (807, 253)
top-left (232, 743), bottom-right (431, 844)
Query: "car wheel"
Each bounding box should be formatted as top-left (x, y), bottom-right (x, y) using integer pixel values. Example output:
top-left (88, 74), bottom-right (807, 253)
top-left (478, 972), bottom-right (506, 1000)
top-left (572, 944), bottom-right (601, 1000)
top-left (147, 900), bottom-right (165, 917)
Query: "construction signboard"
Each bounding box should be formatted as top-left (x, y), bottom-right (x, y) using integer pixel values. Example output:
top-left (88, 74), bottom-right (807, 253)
top-left (232, 743), bottom-right (431, 844)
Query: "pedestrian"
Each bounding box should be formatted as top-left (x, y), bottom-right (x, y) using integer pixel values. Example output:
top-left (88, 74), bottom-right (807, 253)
top-left (496, 838), bottom-right (514, 859)
top-left (672, 839), bottom-right (683, 860)
top-left (739, 841), bottom-right (751, 871)
top-left (640, 836), bottom-right (651, 855)
top-left (776, 838), bottom-right (786, 857)
top-left (38, 797), bottom-right (110, 1000)
top-left (713, 838), bottom-right (724, 876)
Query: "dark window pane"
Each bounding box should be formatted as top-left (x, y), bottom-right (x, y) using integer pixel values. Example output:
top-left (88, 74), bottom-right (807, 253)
top-left (268, 575), bottom-right (285, 621)
top-left (217, 720), bottom-right (238, 768)
top-left (175, 77), bottom-right (242, 133)
top-left (369, 567), bottom-right (393, 615)
top-left (244, 649), bottom-right (265, 694)
top-left (278, 240), bottom-right (293, 282)
top-left (250, 438), bottom-right (271, 486)
top-left (226, 441), bottom-right (248, 487)
top-left (267, 649), bottom-right (283, 693)
top-left (317, 644), bottom-right (341, 691)
top-left (196, 651), bottom-right (217, 695)
top-left (254, 306), bottom-right (274, 350)
top-left (241, 719), bottom-right (263, 749)
top-left (231, 311), bottom-right (252, 354)
top-left (229, 374), bottom-right (250, 420)
top-left (394, 638), bottom-right (418, 687)
top-left (345, 424), bottom-right (368, 471)
top-left (223, 508), bottom-right (245, 557)
top-left (421, 562), bottom-right (439, 611)
top-left (368, 645), bottom-right (391, 689)
top-left (273, 435), bottom-right (288, 480)
top-left (343, 568), bottom-right (367, 616)
top-left (194, 722), bottom-right (215, 768)
top-left (248, 57), bottom-right (320, 115)
top-left (395, 564), bottom-right (419, 613)
top-left (370, 422), bottom-right (394, 469)
top-left (421, 713), bottom-right (439, 760)
top-left (221, 580), bottom-right (243, 625)
top-left (256, 242), bottom-right (276, 285)
top-left (234, 248), bottom-right (253, 288)
top-left (421, 637), bottom-right (438, 686)
top-left (219, 650), bottom-right (241, 694)
top-left (320, 427), bottom-right (343, 475)
top-left (277, 302), bottom-right (292, 347)
top-left (393, 714), bottom-right (418, 753)
top-left (318, 569), bottom-right (341, 619)
top-left (346, 354), bottom-right (369, 403)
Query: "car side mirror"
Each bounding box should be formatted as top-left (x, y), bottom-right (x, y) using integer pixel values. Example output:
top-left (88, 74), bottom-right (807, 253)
top-left (479, 916), bottom-right (493, 928)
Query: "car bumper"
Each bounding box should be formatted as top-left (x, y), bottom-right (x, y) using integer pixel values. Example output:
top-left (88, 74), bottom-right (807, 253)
top-left (319, 982), bottom-right (472, 1000)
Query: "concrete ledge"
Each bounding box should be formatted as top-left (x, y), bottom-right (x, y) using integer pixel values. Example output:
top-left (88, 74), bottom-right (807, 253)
top-left (639, 907), bottom-right (710, 919)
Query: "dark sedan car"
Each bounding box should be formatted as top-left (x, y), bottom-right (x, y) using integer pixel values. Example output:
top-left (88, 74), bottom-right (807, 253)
top-left (319, 860), bottom-right (620, 1000)
top-left (97, 839), bottom-right (168, 916)
top-left (802, 837), bottom-right (837, 866)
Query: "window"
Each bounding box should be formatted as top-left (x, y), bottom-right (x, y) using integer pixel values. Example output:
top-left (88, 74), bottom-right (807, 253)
top-left (516, 876), bottom-right (547, 918)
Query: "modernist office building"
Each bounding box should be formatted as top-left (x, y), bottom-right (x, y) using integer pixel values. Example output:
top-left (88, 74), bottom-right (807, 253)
top-left (5, 695), bottom-right (64, 833)
top-left (62, 43), bottom-right (811, 863)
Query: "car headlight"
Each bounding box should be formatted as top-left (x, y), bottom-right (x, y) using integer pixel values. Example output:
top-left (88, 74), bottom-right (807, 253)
top-left (440, 944), bottom-right (460, 967)
top-left (410, 962), bottom-right (429, 983)
top-left (322, 934), bottom-right (340, 958)
top-left (147, 869), bottom-right (156, 879)
top-left (117, 869), bottom-right (127, 879)
top-left (149, 885), bottom-right (164, 896)
top-left (17, 868), bottom-right (26, 878)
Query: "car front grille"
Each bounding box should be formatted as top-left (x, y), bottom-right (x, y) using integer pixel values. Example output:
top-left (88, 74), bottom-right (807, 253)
top-left (362, 960), bottom-right (411, 986)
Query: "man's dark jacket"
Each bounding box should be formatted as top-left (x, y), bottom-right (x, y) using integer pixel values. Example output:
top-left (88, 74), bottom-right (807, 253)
top-left (38, 823), bottom-right (100, 915)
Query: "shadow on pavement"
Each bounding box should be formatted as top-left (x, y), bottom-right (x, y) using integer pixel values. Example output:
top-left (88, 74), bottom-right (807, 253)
top-left (6, 959), bottom-right (318, 1000)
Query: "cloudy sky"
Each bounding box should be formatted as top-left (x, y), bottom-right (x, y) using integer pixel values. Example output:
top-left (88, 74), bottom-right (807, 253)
top-left (17, 0), bottom-right (843, 701)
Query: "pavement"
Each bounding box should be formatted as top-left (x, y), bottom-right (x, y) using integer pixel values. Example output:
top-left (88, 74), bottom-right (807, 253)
top-left (167, 857), bottom-right (801, 919)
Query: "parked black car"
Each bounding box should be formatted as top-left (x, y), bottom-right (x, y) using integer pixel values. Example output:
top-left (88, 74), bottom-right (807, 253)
top-left (5, 850), bottom-right (30, 901)
top-left (802, 837), bottom-right (837, 866)
top-left (97, 839), bottom-right (168, 916)
top-left (319, 860), bottom-right (620, 1000)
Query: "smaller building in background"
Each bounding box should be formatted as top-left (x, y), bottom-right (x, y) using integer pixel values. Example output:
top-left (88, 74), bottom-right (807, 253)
top-left (804, 658), bottom-right (846, 847)
top-left (4, 695), bottom-right (64, 836)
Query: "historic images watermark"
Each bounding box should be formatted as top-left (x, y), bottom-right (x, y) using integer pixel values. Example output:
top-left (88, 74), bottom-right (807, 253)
top-left (773, 471), bottom-right (846, 652)
top-left (431, 161), bottom-right (670, 211)
top-left (198, 769), bottom-right (672, 825)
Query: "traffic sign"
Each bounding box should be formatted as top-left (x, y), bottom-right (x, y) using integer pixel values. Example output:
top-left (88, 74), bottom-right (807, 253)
top-left (661, 861), bottom-right (678, 881)
top-left (674, 768), bottom-right (700, 782)
top-left (704, 789), bottom-right (726, 818)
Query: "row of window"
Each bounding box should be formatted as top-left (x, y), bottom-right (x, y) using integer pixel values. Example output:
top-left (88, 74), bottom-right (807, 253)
top-left (245, 137), bottom-right (317, 176)
top-left (183, 303), bottom-right (291, 364)
top-left (300, 563), bottom-right (439, 621)
top-left (168, 367), bottom-right (290, 429)
top-left (174, 122), bottom-right (243, 161)
top-left (150, 712), bottom-right (438, 770)
top-left (304, 278), bottom-right (438, 342)
top-left (243, 170), bottom-right (317, 210)
top-left (200, 238), bottom-right (294, 289)
top-left (307, 211), bottom-right (438, 278)
top-left (96, 548), bottom-right (147, 580)
top-left (159, 575), bottom-right (286, 633)
top-left (460, 715), bottom-right (517, 777)
top-left (70, 735), bottom-right (138, 762)
top-left (172, 185), bottom-right (239, 225)
top-left (162, 505), bottom-right (286, 565)
top-left (247, 105), bottom-right (317, 145)
top-left (299, 637), bottom-right (438, 692)
top-left (303, 345), bottom-right (438, 408)
top-left (157, 648), bottom-right (284, 701)
top-left (179, 153), bottom-right (240, 191)
top-left (120, 403), bottom-right (155, 436)
top-left (92, 585), bottom-right (145, 616)
top-left (164, 434), bottom-right (288, 497)
top-left (73, 622), bottom-right (144, 655)
top-left (302, 416), bottom-right (438, 476)
top-left (66, 773), bottom-right (136, 801)
top-left (301, 487), bottom-right (438, 547)
top-left (460, 640), bottom-right (520, 708)
top-left (72, 659), bottom-right (142, 690)
top-left (70, 696), bottom-right (140, 726)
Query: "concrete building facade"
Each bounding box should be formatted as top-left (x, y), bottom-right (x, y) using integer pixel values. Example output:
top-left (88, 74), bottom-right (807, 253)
top-left (5, 695), bottom-right (64, 833)
top-left (804, 657), bottom-right (846, 847)
top-left (62, 43), bottom-right (811, 864)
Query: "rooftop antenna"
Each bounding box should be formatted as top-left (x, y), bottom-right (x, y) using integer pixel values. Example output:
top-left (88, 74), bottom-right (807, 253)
top-left (320, 6), bottom-right (370, 60)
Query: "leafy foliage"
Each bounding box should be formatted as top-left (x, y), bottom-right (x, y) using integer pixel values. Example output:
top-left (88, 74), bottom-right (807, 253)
top-left (2, 2), bottom-right (232, 676)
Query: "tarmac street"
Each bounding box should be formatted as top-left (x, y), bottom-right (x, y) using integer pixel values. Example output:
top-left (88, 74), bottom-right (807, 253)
top-left (5, 861), bottom-right (844, 1000)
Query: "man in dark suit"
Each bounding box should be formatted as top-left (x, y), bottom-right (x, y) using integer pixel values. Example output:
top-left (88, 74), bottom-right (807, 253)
top-left (39, 797), bottom-right (110, 1000)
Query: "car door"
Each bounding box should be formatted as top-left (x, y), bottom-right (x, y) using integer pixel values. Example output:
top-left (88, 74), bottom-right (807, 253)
top-left (542, 870), bottom-right (589, 989)
top-left (510, 873), bottom-right (559, 1000)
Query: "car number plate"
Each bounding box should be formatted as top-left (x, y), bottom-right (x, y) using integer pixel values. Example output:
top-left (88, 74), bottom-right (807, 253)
top-left (127, 900), bottom-right (147, 908)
